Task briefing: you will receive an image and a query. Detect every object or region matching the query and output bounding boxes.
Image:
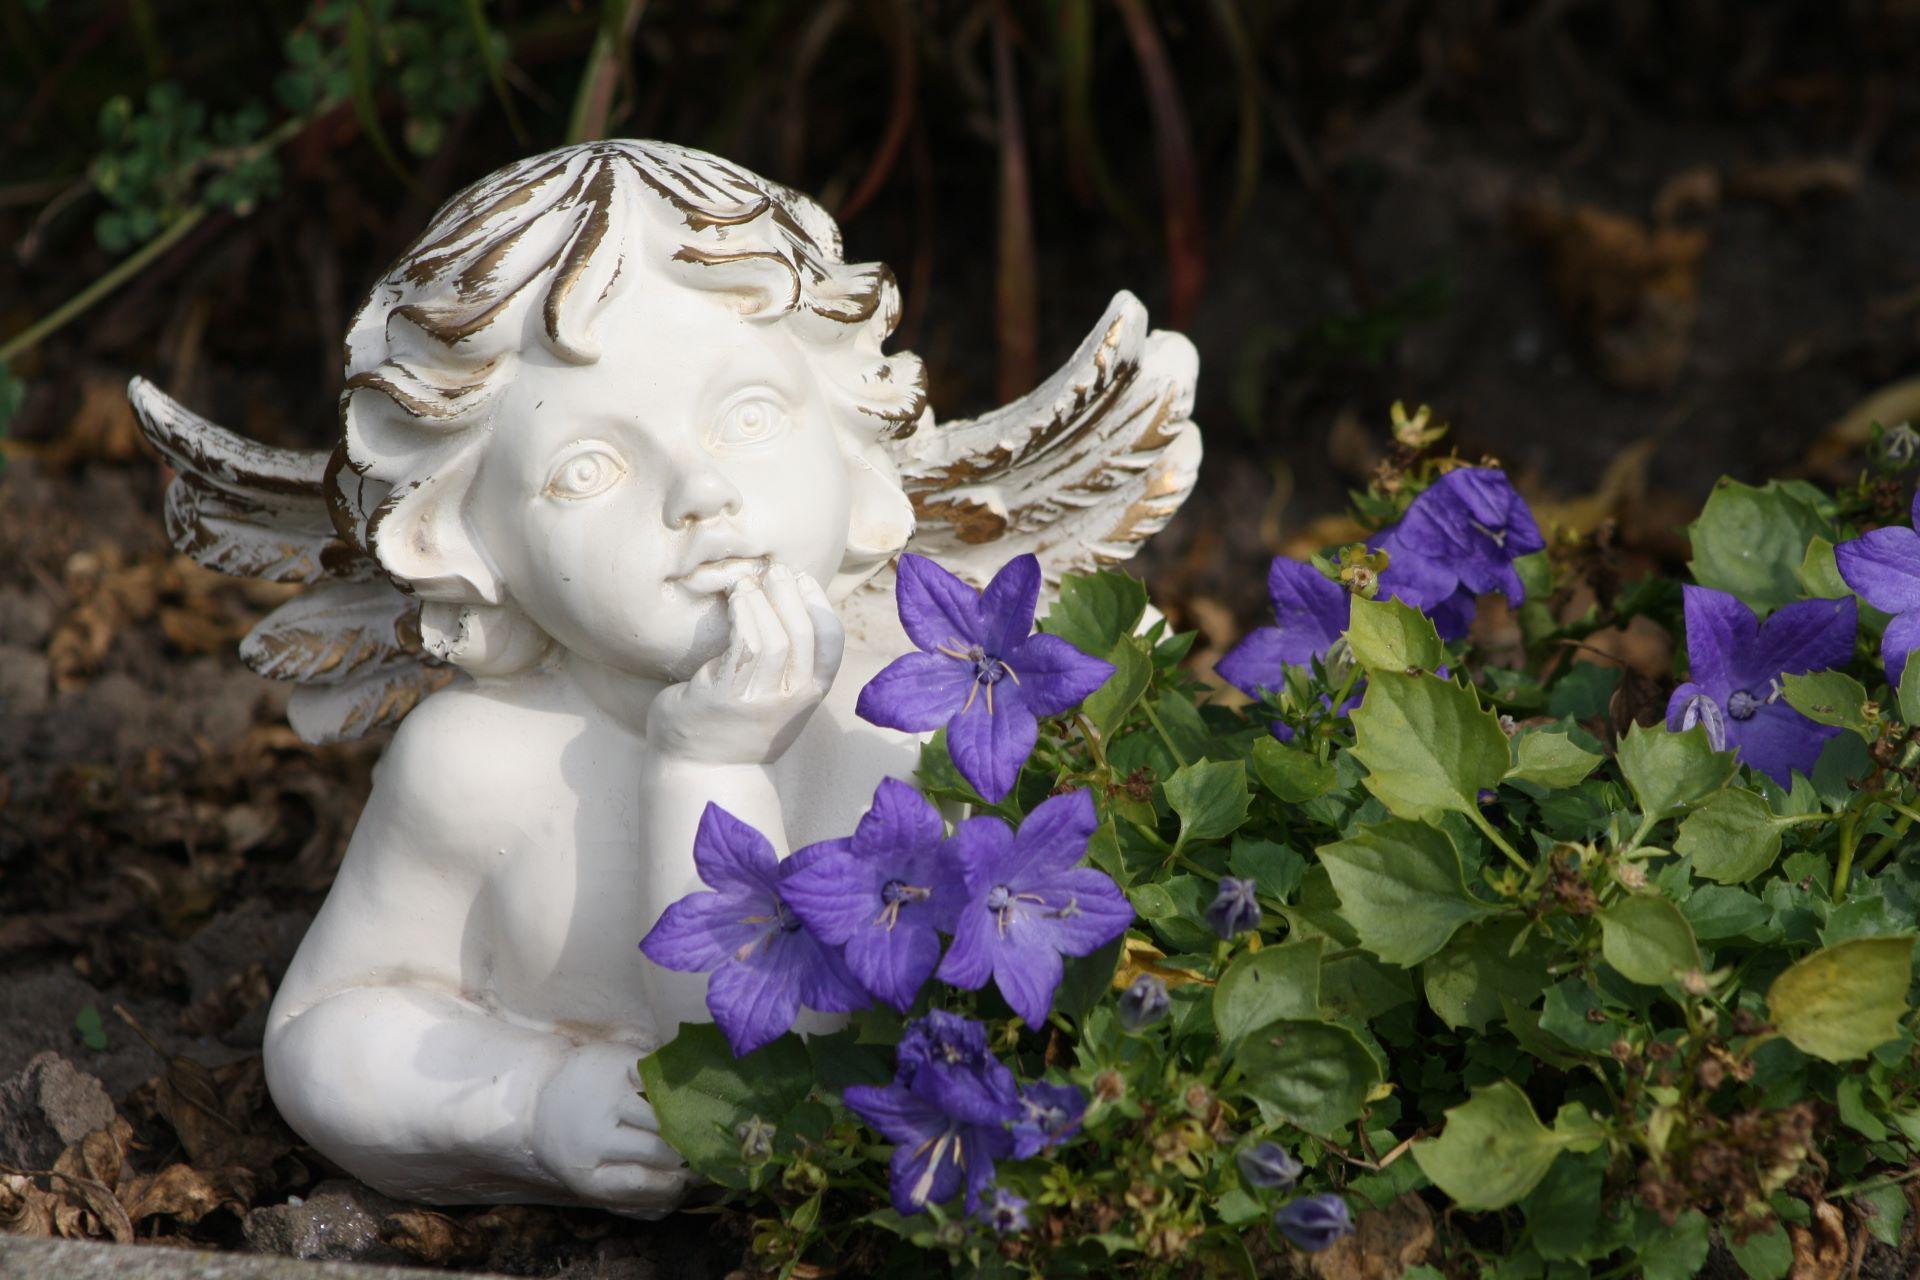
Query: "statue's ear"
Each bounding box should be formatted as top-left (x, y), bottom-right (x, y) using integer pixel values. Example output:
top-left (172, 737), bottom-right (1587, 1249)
top-left (364, 440), bottom-right (504, 605)
top-left (832, 446), bottom-right (916, 601)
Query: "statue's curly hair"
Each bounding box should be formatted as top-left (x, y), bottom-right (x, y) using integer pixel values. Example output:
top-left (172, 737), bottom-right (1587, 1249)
top-left (326, 140), bottom-right (926, 623)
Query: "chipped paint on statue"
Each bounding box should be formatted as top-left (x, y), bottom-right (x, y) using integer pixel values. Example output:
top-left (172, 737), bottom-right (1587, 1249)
top-left (130, 140), bottom-right (1200, 1214)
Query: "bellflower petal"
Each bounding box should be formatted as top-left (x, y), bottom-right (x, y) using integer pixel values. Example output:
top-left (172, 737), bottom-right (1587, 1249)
top-left (978, 553), bottom-right (1042, 657)
top-left (1216, 626), bottom-right (1298, 699)
top-left (844, 923), bottom-right (943, 1012)
top-left (688, 802), bottom-right (783, 897)
top-left (855, 776), bottom-right (946, 855)
top-left (1021, 866), bottom-right (1136, 954)
top-left (855, 652), bottom-right (973, 730)
top-left (1268, 556), bottom-right (1351, 649)
top-left (1005, 631), bottom-right (1116, 717)
top-left (1836, 525), bottom-right (1920, 613)
top-left (946, 697), bottom-right (1039, 802)
top-left (706, 937), bottom-right (806, 1055)
top-left (1010, 1082), bottom-right (1086, 1159)
top-left (1425, 587), bottom-right (1478, 643)
top-left (1666, 682), bottom-right (1730, 752)
top-left (1004, 789), bottom-right (1099, 875)
top-left (637, 893), bottom-right (764, 972)
top-left (1748, 596), bottom-right (1856, 686)
top-left (777, 850), bottom-right (879, 944)
top-left (1679, 585), bottom-right (1755, 697)
top-left (988, 936), bottom-right (1067, 1029)
top-left (1732, 701), bottom-right (1840, 787)
top-left (1882, 610), bottom-right (1920, 687)
top-left (984, 1186), bottom-right (1030, 1235)
top-left (894, 552), bottom-right (986, 653)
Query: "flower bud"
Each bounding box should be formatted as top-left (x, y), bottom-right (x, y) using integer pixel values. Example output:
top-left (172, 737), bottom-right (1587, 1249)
top-left (1093, 1068), bottom-right (1127, 1102)
top-left (1118, 974), bottom-right (1170, 1029)
top-left (736, 1115), bottom-right (776, 1165)
top-left (1205, 878), bottom-right (1262, 939)
top-left (1274, 1193), bottom-right (1354, 1252)
top-left (1236, 1141), bottom-right (1303, 1191)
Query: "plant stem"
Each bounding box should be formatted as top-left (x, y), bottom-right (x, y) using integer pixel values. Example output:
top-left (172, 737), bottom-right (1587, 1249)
top-left (1833, 810), bottom-right (1862, 900)
top-left (0, 204), bottom-right (207, 367)
top-left (1468, 805), bottom-right (1530, 873)
top-left (1855, 813), bottom-right (1915, 879)
top-left (1075, 713), bottom-right (1111, 773)
top-left (1140, 698), bottom-right (1189, 768)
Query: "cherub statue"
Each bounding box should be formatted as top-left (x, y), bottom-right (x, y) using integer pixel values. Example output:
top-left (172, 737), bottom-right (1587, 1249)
top-left (129, 140), bottom-right (1200, 1215)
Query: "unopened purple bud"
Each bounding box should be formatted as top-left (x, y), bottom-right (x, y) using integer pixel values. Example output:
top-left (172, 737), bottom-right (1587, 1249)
top-left (1236, 1141), bottom-right (1303, 1191)
top-left (1205, 877), bottom-right (1261, 939)
top-left (1118, 974), bottom-right (1169, 1030)
top-left (1274, 1194), bottom-right (1354, 1252)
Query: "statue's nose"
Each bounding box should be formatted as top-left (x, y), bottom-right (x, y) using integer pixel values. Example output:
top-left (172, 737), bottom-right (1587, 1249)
top-left (664, 460), bottom-right (743, 527)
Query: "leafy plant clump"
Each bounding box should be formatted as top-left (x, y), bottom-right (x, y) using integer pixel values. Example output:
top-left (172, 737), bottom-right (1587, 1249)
top-left (638, 410), bottom-right (1920, 1279)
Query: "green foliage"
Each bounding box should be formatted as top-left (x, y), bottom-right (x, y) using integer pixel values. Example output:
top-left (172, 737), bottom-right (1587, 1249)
top-left (635, 453), bottom-right (1920, 1278)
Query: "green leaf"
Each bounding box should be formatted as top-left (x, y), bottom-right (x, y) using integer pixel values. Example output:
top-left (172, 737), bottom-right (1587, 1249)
top-left (1506, 730), bottom-right (1604, 789)
top-left (1674, 788), bottom-right (1784, 884)
top-left (1522, 1150), bottom-right (1607, 1261)
top-left (1235, 1019), bottom-right (1380, 1136)
top-left (1799, 536), bottom-right (1852, 599)
top-left (637, 1024), bottom-right (812, 1188)
top-left (1412, 1081), bottom-right (1591, 1210)
top-left (1617, 722), bottom-right (1737, 822)
top-left (1781, 670), bottom-right (1872, 735)
top-left (1166, 760), bottom-right (1251, 847)
top-left (1214, 939), bottom-right (1322, 1045)
top-left (1249, 738), bottom-right (1337, 804)
top-left (1687, 478), bottom-right (1831, 613)
top-left (1900, 650), bottom-right (1920, 726)
top-left (1042, 571), bottom-right (1149, 656)
top-left (1683, 885), bottom-right (1770, 941)
top-left (1422, 918), bottom-right (1549, 1032)
top-left (1547, 662), bottom-right (1620, 721)
top-left (1857, 1183), bottom-right (1909, 1247)
top-left (1597, 896), bottom-right (1700, 986)
top-left (1727, 1218), bottom-right (1791, 1280)
top-left (1083, 635), bottom-right (1152, 736)
top-left (1345, 594), bottom-right (1446, 673)
top-left (74, 1004), bottom-right (107, 1052)
top-left (1227, 838), bottom-right (1305, 902)
top-left (1637, 1210), bottom-right (1712, 1280)
top-left (1055, 938), bottom-right (1124, 1022)
top-left (1315, 820), bottom-right (1497, 966)
top-left (1766, 935), bottom-right (1916, 1061)
top-left (1350, 672), bottom-right (1510, 823)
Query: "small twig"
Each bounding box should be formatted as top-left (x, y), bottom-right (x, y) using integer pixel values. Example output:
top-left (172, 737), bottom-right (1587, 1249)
top-left (0, 205), bottom-right (208, 367)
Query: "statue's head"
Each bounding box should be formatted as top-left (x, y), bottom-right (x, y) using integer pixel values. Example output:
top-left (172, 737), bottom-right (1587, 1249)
top-left (331, 140), bottom-right (925, 680)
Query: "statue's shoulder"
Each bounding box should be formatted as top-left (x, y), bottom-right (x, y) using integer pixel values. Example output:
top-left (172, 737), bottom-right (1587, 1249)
top-left (370, 672), bottom-right (592, 834)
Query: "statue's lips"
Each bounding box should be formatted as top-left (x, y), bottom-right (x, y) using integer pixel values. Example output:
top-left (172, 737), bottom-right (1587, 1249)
top-left (671, 555), bottom-right (768, 595)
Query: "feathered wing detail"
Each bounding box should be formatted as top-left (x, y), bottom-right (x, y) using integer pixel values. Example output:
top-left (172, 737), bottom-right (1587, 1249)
top-left (129, 377), bottom-right (449, 743)
top-left (886, 290), bottom-right (1201, 590)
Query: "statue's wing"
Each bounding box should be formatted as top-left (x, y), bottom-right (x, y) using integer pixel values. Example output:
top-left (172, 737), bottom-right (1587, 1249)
top-left (888, 290), bottom-right (1201, 589)
top-left (129, 378), bottom-right (453, 743)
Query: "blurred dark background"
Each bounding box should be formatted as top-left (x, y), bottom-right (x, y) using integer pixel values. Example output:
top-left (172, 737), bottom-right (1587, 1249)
top-left (7, 1), bottom-right (1920, 573)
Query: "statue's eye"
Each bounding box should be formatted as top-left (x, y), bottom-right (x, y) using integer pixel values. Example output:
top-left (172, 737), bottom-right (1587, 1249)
top-left (543, 445), bottom-right (627, 500)
top-left (712, 395), bottom-right (791, 448)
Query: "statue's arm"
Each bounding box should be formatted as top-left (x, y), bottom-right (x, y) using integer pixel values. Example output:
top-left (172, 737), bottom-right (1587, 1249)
top-left (263, 706), bottom-right (684, 1209)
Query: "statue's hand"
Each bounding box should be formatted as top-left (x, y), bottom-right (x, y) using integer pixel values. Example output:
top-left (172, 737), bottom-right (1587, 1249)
top-left (647, 565), bottom-right (844, 764)
top-left (530, 1042), bottom-right (691, 1212)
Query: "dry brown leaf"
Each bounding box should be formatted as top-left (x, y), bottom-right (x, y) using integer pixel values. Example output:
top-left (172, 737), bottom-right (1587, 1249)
top-left (1788, 1200), bottom-right (1848, 1280)
top-left (119, 1161), bottom-right (251, 1227)
top-left (1309, 1193), bottom-right (1435, 1280)
top-left (0, 1172), bottom-right (57, 1237)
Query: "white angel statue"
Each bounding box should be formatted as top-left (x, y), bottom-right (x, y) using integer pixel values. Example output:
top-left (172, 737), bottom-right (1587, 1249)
top-left (129, 140), bottom-right (1200, 1215)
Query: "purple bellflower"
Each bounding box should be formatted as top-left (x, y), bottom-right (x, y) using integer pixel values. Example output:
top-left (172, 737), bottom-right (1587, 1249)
top-left (1373, 467), bottom-right (1545, 640)
top-left (1214, 557), bottom-right (1363, 741)
top-left (1275, 1194), bottom-right (1354, 1252)
top-left (935, 790), bottom-right (1134, 1028)
top-left (843, 1012), bottom-right (1020, 1216)
top-left (779, 778), bottom-right (959, 1011)
top-left (1237, 1141), bottom-right (1304, 1191)
top-left (1118, 974), bottom-right (1170, 1030)
top-left (638, 804), bottom-right (868, 1056)
top-left (856, 553), bottom-right (1116, 802)
top-left (1009, 1081), bottom-right (1086, 1159)
top-left (1835, 490), bottom-right (1920, 686)
top-left (1665, 585), bottom-right (1857, 786)
top-left (983, 1186), bottom-right (1030, 1235)
top-left (1206, 877), bottom-right (1262, 939)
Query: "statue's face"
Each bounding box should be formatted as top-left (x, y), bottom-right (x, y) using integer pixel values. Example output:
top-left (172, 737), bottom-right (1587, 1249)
top-left (473, 281), bottom-right (855, 681)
